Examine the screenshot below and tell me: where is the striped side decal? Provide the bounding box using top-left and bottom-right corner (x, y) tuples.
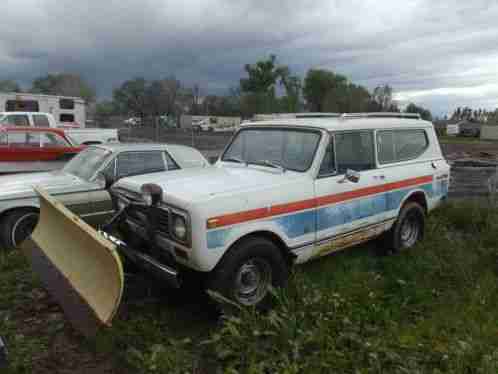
(207, 175), (434, 229)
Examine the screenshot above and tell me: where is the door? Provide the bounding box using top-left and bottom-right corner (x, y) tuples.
(313, 131), (387, 258)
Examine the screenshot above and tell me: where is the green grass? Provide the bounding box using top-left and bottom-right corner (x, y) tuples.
(438, 135), (494, 144)
(1, 201), (498, 373)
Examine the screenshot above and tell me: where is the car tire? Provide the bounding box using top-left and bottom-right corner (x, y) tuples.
(381, 202), (425, 254)
(0, 209), (39, 251)
(207, 236), (289, 309)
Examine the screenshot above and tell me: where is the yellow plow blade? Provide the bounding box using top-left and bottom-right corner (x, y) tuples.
(21, 187), (124, 337)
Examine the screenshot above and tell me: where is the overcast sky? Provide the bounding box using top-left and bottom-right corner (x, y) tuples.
(2, 0), (498, 116)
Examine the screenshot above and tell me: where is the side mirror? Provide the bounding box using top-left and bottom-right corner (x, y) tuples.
(339, 169), (360, 184)
(96, 171), (114, 189)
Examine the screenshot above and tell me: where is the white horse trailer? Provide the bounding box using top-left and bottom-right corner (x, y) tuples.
(0, 92), (86, 127)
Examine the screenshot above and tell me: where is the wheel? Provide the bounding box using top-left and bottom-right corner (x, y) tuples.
(207, 236), (289, 309)
(381, 202), (425, 253)
(0, 210), (39, 251)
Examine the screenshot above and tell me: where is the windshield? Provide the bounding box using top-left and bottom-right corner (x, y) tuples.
(63, 147), (112, 181)
(222, 128), (321, 172)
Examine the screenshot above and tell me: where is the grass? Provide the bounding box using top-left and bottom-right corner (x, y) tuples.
(1, 201), (498, 373)
(438, 135), (495, 144)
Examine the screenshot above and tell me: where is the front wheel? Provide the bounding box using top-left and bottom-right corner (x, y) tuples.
(0, 210), (39, 251)
(207, 236), (289, 309)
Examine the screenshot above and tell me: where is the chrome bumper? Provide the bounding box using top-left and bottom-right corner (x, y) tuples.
(99, 231), (181, 289)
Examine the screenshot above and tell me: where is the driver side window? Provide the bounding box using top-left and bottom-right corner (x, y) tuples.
(335, 132), (375, 174)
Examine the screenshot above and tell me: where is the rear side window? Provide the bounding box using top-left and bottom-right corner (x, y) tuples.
(335, 132), (375, 173)
(116, 151), (165, 178)
(0, 133), (7, 145)
(41, 132), (69, 147)
(33, 114), (50, 127)
(377, 130), (428, 164)
(6, 100), (39, 112)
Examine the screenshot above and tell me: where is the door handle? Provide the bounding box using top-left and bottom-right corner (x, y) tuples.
(374, 175), (386, 180)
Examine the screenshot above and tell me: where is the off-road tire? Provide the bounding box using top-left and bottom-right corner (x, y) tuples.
(380, 202), (425, 254)
(207, 236), (289, 310)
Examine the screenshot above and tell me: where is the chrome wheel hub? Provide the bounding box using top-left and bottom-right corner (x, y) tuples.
(234, 258), (272, 306)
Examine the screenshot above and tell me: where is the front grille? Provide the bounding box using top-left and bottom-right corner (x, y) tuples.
(156, 208), (170, 235)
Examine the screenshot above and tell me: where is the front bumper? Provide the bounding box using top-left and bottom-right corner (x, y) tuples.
(100, 231), (181, 289)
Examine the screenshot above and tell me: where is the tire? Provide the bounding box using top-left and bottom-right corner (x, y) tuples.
(0, 209), (39, 251)
(381, 202), (425, 253)
(207, 236), (289, 309)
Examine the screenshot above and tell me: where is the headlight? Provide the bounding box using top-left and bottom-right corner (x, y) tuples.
(117, 198), (127, 211)
(172, 215), (187, 241)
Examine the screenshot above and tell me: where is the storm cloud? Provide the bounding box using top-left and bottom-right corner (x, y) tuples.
(2, 0), (498, 115)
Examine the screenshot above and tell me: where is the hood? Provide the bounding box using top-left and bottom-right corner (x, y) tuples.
(0, 170), (92, 201)
(114, 165), (306, 205)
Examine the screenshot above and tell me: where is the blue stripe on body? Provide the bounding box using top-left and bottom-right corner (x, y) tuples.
(207, 182), (440, 249)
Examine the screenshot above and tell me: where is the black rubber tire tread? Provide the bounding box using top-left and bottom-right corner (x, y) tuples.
(381, 202), (425, 254)
(0, 209), (39, 251)
(207, 236), (289, 309)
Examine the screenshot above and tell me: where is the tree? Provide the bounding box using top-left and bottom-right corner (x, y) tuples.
(303, 69), (353, 112)
(95, 100), (117, 118)
(371, 85), (398, 112)
(0, 80), (21, 93)
(278, 67), (302, 112)
(31, 73), (95, 102)
(113, 78), (148, 119)
(405, 103), (432, 121)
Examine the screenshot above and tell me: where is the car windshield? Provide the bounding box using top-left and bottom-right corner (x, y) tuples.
(222, 128), (321, 172)
(63, 147), (112, 181)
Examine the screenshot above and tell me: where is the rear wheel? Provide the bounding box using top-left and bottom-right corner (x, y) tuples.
(207, 236), (289, 309)
(381, 202), (425, 253)
(0, 209), (39, 251)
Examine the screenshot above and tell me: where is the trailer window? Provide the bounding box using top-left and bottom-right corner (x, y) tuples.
(59, 99), (75, 110)
(6, 100), (39, 112)
(60, 113), (75, 122)
(33, 114), (50, 127)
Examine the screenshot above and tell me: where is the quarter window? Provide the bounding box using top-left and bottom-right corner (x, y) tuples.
(377, 130), (428, 164)
(59, 99), (75, 110)
(335, 132), (375, 173)
(164, 152), (179, 170)
(116, 151), (165, 178)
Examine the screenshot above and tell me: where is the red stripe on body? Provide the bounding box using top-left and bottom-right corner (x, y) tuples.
(207, 175), (434, 229)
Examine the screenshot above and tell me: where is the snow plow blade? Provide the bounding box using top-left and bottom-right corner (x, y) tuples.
(21, 187), (124, 337)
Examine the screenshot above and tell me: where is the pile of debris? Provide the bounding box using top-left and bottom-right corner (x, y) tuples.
(446, 151), (498, 198)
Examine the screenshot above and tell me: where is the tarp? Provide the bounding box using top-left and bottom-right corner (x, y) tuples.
(21, 187), (124, 337)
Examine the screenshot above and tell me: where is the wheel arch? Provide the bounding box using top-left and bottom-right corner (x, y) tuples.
(0, 205), (40, 222)
(399, 189), (428, 215)
(221, 230), (295, 267)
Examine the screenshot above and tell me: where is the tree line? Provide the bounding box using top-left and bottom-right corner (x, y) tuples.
(0, 55), (437, 122)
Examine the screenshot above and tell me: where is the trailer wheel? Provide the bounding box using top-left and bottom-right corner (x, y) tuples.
(0, 209), (39, 251)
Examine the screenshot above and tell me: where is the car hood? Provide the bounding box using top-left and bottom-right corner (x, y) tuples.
(114, 165), (306, 205)
(0, 170), (92, 201)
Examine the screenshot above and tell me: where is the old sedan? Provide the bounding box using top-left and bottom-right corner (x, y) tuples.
(0, 143), (209, 250)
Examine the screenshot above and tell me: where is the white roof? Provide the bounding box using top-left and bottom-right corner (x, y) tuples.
(243, 115), (433, 132)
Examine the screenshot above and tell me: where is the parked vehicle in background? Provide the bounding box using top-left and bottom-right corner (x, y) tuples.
(124, 117), (142, 127)
(0, 112), (118, 145)
(0, 92), (85, 126)
(192, 118), (213, 132)
(97, 113), (450, 308)
(0, 127), (84, 162)
(0, 143), (209, 251)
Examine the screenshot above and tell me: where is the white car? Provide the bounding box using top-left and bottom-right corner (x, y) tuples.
(108, 113), (450, 307)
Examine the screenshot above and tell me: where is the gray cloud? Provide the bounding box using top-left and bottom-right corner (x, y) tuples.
(2, 0), (498, 115)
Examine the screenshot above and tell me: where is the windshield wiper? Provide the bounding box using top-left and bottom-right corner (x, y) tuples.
(257, 160), (286, 172)
(224, 157), (247, 165)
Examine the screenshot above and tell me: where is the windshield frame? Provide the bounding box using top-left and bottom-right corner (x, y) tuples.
(62, 146), (114, 182)
(221, 126), (323, 173)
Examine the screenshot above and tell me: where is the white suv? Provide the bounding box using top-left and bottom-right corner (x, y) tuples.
(108, 113), (450, 307)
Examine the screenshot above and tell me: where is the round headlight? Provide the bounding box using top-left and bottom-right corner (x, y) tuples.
(141, 190), (153, 206)
(117, 198), (127, 211)
(173, 215), (187, 241)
